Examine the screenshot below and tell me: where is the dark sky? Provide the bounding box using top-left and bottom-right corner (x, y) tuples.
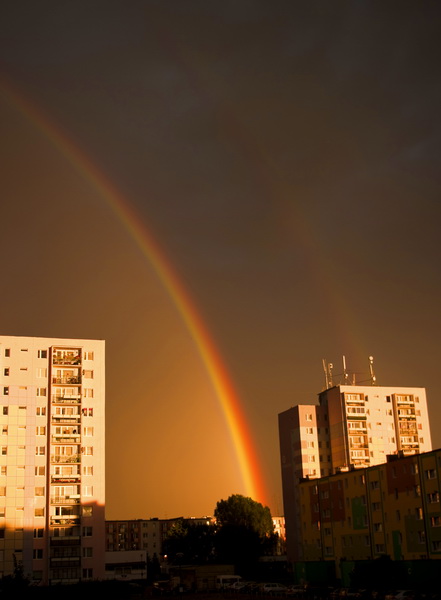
(1, 1), (440, 519)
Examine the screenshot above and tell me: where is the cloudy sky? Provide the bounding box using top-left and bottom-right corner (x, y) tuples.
(1, 1), (440, 519)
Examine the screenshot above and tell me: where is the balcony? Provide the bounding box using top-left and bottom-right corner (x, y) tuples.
(50, 558), (81, 568)
(50, 454), (81, 464)
(50, 516), (80, 526)
(50, 496), (80, 505)
(51, 415), (80, 422)
(52, 377), (81, 385)
(52, 357), (81, 366)
(52, 395), (81, 404)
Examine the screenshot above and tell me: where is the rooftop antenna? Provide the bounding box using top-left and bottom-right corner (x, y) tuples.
(342, 355), (349, 384)
(328, 362), (334, 388)
(368, 356), (377, 385)
(322, 359), (330, 389)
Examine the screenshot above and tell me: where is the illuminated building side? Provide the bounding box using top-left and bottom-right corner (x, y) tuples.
(0, 335), (105, 584)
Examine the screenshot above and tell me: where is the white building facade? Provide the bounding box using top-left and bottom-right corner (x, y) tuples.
(0, 335), (105, 584)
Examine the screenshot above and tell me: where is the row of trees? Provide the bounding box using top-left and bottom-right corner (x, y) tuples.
(163, 494), (278, 575)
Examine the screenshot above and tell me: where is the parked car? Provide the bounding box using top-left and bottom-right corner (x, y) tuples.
(260, 583), (289, 595)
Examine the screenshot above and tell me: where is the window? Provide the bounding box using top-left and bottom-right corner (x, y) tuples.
(375, 544), (385, 553)
(374, 523), (383, 532)
(35, 508), (44, 517)
(1, 467), (6, 475)
(83, 466), (93, 476)
(83, 547), (93, 557)
(36, 388), (46, 397)
(36, 368), (47, 378)
(33, 529), (44, 538)
(4, 349), (10, 357)
(35, 466), (45, 476)
(83, 370), (94, 379)
(427, 491), (440, 503)
(3, 388), (9, 396)
(35, 447), (45, 456)
(82, 506), (93, 517)
(415, 507), (423, 520)
(84, 352), (94, 361)
(0, 486), (6, 496)
(432, 540), (441, 551)
(1, 448), (7, 456)
(36, 407), (46, 416)
(426, 469), (436, 480)
(33, 549), (43, 559)
(84, 389), (94, 398)
(36, 427), (46, 436)
(2, 407), (8, 415)
(83, 486), (93, 497)
(35, 487), (45, 496)
(2, 426), (7, 435)
(82, 526), (93, 537)
(431, 516), (441, 527)
(83, 447), (93, 456)
(3, 368), (9, 376)
(84, 427), (94, 437)
(83, 568), (93, 579)
(37, 350), (47, 359)
(370, 480), (379, 490)
(305, 414), (312, 422)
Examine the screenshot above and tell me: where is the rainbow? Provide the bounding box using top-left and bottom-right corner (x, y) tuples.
(1, 77), (269, 506)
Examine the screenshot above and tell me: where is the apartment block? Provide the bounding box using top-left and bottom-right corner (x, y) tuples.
(279, 381), (432, 563)
(105, 517), (212, 560)
(298, 449), (441, 577)
(0, 335), (105, 584)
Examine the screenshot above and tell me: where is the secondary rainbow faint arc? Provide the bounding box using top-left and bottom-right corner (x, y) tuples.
(1, 79), (268, 506)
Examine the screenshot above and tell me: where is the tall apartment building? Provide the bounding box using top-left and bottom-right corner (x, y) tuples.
(0, 335), (105, 584)
(279, 377), (432, 563)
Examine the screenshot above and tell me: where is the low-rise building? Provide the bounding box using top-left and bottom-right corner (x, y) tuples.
(297, 448), (441, 582)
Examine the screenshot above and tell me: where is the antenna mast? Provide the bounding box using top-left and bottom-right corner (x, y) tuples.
(342, 355), (349, 384)
(369, 356), (377, 385)
(322, 359), (329, 389)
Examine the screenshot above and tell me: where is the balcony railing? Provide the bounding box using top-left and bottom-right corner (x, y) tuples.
(51, 475), (81, 483)
(52, 357), (81, 366)
(51, 415), (81, 421)
(51, 436), (80, 444)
